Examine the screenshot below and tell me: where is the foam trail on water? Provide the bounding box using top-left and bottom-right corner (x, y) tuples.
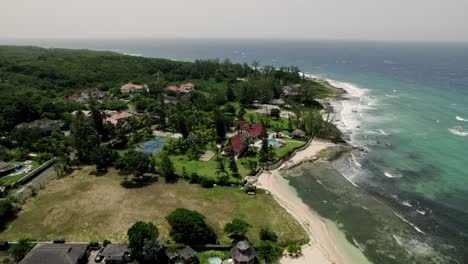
(456, 116), (468, 122)
(448, 127), (468, 137)
(384, 171), (402, 178)
(394, 212), (425, 234)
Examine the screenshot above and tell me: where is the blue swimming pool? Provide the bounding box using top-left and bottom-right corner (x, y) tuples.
(207, 256), (222, 264)
(137, 139), (165, 154)
(268, 139), (278, 146)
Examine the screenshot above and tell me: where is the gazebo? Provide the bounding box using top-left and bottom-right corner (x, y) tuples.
(230, 241), (256, 264)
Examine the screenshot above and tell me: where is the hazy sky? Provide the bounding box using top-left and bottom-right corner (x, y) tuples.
(2, 0), (468, 42)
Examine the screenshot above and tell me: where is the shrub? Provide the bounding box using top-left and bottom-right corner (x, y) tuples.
(189, 172), (201, 184)
(103, 239), (111, 247)
(89, 240), (99, 247)
(257, 240), (283, 263)
(200, 177), (214, 188)
(8, 239), (34, 262)
(260, 228), (278, 242)
(243, 184), (256, 194)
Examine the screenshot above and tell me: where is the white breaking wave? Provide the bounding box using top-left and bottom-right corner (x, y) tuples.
(352, 237), (366, 252)
(373, 129), (390, 136)
(394, 212), (425, 234)
(456, 116), (468, 122)
(123, 53), (143, 57)
(384, 171), (402, 178)
(392, 235), (434, 257)
(448, 127), (468, 137)
(402, 201), (413, 207)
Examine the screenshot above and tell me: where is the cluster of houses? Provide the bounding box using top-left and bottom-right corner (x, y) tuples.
(164, 83), (195, 94)
(11, 240), (256, 264)
(72, 110), (134, 126)
(66, 88), (105, 103)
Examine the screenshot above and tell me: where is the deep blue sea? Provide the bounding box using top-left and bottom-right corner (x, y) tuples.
(4, 38), (468, 263)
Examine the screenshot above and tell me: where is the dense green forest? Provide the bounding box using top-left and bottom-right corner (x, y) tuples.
(0, 45), (339, 169)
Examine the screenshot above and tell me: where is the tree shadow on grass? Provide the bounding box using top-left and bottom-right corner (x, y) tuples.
(120, 175), (159, 189)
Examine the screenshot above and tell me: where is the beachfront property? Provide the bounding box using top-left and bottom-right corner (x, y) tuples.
(19, 243), (89, 264)
(65, 88), (104, 103)
(120, 83), (147, 94)
(15, 118), (65, 133)
(164, 83), (195, 93)
(223, 123), (264, 157)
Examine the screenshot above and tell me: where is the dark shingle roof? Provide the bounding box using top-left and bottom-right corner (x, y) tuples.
(102, 244), (128, 261)
(230, 241), (256, 263)
(177, 246), (197, 261)
(19, 243), (87, 264)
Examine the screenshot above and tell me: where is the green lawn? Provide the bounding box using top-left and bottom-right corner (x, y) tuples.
(0, 166), (308, 245)
(274, 138), (307, 160)
(0, 161), (40, 185)
(171, 154), (249, 181)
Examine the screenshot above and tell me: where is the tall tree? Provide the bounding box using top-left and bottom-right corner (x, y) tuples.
(214, 110), (227, 143)
(224, 218), (251, 243)
(155, 152), (176, 182)
(127, 221), (159, 258)
(115, 150), (153, 177)
(71, 111), (100, 163)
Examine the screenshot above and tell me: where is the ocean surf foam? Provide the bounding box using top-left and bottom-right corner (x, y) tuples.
(455, 116), (468, 122)
(448, 127), (468, 137)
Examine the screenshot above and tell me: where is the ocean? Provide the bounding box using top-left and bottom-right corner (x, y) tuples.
(4, 38), (468, 263)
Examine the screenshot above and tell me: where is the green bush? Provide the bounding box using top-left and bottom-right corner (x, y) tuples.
(200, 177), (214, 188)
(189, 172), (201, 184)
(103, 239), (111, 247)
(89, 240), (99, 247)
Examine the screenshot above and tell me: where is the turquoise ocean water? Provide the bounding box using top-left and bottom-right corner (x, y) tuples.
(4, 39), (468, 263)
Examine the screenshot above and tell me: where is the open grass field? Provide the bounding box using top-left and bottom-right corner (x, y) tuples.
(0, 166), (307, 245)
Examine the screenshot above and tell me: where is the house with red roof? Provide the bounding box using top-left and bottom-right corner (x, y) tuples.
(224, 123), (264, 157)
(164, 83), (195, 93)
(65, 88), (104, 103)
(120, 83), (148, 94)
(105, 111), (133, 125)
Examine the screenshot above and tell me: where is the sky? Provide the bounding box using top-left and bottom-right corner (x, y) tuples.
(1, 0), (468, 42)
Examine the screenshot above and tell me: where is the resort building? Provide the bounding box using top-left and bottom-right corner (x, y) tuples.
(230, 241), (256, 264)
(19, 243), (89, 264)
(120, 83), (147, 94)
(72, 110), (134, 126)
(65, 88), (104, 103)
(101, 243), (131, 263)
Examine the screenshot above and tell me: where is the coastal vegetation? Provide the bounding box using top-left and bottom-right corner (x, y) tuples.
(0, 45), (338, 262)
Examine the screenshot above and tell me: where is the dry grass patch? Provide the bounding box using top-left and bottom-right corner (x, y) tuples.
(0, 166), (307, 245)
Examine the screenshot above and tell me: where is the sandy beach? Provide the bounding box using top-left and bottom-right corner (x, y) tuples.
(256, 139), (351, 264)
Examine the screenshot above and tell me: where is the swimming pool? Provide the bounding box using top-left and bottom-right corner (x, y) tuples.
(137, 139), (165, 154)
(207, 256), (222, 264)
(268, 139), (278, 146)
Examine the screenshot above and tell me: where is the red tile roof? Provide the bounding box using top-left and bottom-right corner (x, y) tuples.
(242, 123), (263, 138)
(105, 111), (133, 125)
(120, 83), (145, 91)
(224, 123), (264, 156)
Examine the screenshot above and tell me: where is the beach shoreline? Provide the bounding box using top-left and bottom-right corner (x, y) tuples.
(255, 77), (371, 264)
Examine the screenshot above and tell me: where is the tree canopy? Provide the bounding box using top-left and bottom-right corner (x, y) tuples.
(127, 221), (159, 257)
(166, 208), (217, 245)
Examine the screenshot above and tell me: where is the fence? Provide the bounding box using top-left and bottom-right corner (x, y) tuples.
(263, 136), (315, 171)
(12, 157), (57, 188)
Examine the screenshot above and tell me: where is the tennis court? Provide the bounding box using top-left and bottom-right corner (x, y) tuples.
(137, 138), (165, 154)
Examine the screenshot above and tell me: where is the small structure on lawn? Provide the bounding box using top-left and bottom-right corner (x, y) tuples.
(168, 245), (199, 264)
(231, 241), (256, 264)
(19, 243), (88, 264)
(102, 243), (131, 263)
(291, 129), (306, 139)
